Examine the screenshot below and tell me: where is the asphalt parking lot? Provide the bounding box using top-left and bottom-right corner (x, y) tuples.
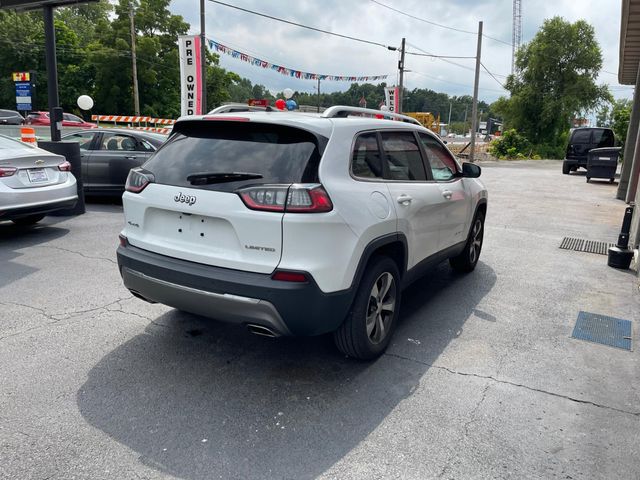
(1, 160), (639, 480)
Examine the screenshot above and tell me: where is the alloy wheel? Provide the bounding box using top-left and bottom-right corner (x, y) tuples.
(365, 272), (396, 344)
(469, 218), (483, 264)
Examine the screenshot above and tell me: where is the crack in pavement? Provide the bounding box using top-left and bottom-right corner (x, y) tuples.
(30, 245), (117, 265)
(105, 303), (169, 328)
(385, 352), (640, 418)
(436, 379), (492, 479)
(0, 296), (133, 342)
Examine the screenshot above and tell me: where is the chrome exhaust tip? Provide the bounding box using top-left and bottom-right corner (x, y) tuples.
(246, 324), (279, 338)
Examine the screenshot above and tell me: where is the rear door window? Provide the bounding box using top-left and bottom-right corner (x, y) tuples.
(144, 121), (325, 192)
(380, 131), (426, 181)
(351, 132), (383, 179)
(592, 129), (614, 147)
(100, 133), (139, 151)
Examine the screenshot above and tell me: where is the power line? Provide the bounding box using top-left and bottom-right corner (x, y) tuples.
(408, 71), (506, 94)
(405, 41), (476, 72)
(405, 51), (476, 59)
(369, 0), (512, 47)
(406, 41), (510, 79)
(207, 0), (397, 51)
(480, 62), (507, 90)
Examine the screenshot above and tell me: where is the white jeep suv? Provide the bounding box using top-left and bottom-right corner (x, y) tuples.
(117, 106), (488, 359)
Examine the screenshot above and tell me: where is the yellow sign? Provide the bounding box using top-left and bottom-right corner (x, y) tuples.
(12, 72), (30, 82)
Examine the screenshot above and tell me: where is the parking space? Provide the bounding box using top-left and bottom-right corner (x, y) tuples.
(1, 160), (638, 479)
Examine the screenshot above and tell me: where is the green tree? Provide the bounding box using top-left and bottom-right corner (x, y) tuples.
(494, 17), (611, 157)
(597, 99), (632, 147)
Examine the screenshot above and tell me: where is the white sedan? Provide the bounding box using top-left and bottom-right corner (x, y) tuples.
(0, 135), (77, 226)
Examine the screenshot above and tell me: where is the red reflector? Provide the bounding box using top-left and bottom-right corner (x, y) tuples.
(203, 116), (250, 122)
(118, 234), (128, 247)
(271, 271), (308, 283)
(58, 161), (72, 172)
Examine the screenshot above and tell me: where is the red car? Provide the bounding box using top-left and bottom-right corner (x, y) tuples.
(25, 111), (97, 128)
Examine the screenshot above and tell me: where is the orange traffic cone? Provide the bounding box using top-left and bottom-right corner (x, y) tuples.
(21, 127), (37, 145)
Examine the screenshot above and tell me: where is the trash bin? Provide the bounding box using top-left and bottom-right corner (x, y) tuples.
(586, 147), (621, 183)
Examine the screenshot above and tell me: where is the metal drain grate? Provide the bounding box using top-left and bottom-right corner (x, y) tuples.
(559, 237), (615, 255)
(571, 311), (632, 351)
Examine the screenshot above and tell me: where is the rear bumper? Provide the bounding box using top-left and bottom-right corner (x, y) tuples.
(564, 158), (586, 167)
(0, 196), (77, 220)
(116, 242), (355, 336)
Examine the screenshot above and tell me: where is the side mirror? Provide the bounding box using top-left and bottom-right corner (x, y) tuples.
(462, 162), (481, 178)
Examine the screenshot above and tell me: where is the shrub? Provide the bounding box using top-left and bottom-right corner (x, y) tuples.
(488, 129), (531, 159)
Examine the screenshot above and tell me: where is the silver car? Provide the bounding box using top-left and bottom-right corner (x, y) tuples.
(0, 135), (78, 226)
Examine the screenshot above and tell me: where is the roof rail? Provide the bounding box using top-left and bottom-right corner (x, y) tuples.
(321, 106), (422, 126)
(207, 103), (276, 114)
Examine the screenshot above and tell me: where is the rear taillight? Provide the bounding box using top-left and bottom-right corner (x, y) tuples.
(125, 168), (154, 193)
(0, 167), (17, 177)
(271, 270), (309, 282)
(58, 161), (71, 172)
(119, 234), (128, 247)
(238, 184), (333, 213)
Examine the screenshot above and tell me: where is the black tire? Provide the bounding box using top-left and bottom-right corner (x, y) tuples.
(11, 214), (45, 226)
(586, 177), (590, 183)
(562, 162), (571, 174)
(334, 256), (401, 360)
(450, 211), (485, 273)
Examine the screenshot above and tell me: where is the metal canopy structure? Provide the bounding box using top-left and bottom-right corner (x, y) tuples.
(0, 0), (97, 10)
(0, 0), (98, 141)
(616, 0), (640, 260)
(619, 0), (640, 84)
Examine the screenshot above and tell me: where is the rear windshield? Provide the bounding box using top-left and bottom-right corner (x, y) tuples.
(570, 129), (591, 144)
(143, 121), (325, 192)
(592, 129), (614, 147)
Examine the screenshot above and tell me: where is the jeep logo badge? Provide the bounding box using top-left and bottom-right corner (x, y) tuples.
(174, 192), (196, 206)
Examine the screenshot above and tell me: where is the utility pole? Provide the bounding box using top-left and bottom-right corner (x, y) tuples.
(43, 4), (60, 141)
(398, 37), (406, 113)
(447, 102), (452, 132)
(200, 0), (207, 113)
(317, 78), (321, 113)
(129, 1), (140, 116)
(469, 21), (483, 162)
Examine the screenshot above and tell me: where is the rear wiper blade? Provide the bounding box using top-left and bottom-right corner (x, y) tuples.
(186, 172), (263, 185)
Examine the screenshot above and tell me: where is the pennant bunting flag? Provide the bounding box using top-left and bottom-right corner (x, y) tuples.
(208, 39), (389, 82)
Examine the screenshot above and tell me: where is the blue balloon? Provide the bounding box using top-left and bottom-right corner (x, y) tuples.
(286, 99), (298, 110)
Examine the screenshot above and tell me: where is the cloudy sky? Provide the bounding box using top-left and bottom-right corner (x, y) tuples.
(170, 0), (633, 103)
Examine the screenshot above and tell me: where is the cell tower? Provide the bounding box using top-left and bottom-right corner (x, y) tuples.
(512, 0), (522, 74)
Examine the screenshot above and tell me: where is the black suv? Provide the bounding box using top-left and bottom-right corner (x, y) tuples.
(562, 127), (615, 174)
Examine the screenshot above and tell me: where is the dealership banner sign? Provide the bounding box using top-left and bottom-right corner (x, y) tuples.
(209, 39), (388, 82)
(178, 35), (203, 116)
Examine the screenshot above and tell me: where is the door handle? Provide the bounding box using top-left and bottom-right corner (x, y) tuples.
(124, 155), (137, 160)
(397, 194), (413, 205)
(442, 190), (453, 199)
